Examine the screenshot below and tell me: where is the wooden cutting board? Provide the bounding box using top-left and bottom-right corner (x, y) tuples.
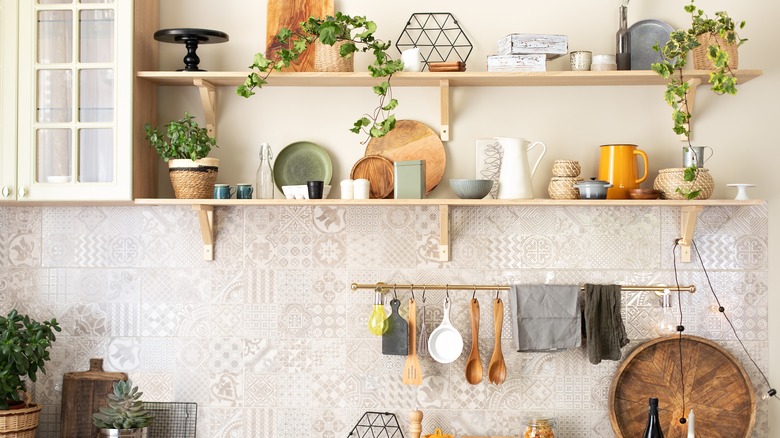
(365, 120), (446, 197)
(60, 358), (127, 438)
(265, 0), (334, 72)
(609, 335), (755, 438)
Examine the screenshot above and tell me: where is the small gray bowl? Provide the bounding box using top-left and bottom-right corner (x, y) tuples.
(450, 179), (493, 199)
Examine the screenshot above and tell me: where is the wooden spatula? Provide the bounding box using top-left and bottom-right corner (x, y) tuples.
(403, 298), (422, 385)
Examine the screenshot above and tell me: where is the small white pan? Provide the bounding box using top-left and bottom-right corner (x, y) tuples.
(428, 298), (463, 364)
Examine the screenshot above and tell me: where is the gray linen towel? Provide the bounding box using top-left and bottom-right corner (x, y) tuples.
(582, 283), (630, 364)
(508, 284), (582, 352)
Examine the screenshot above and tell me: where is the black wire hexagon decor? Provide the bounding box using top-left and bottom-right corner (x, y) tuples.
(396, 13), (473, 71)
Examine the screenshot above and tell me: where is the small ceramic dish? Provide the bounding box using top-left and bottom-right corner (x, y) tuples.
(628, 188), (661, 200)
(281, 185), (332, 199)
(449, 179), (493, 199)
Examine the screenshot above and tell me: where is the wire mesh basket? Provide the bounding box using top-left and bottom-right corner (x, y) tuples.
(348, 412), (404, 438)
(143, 402), (197, 438)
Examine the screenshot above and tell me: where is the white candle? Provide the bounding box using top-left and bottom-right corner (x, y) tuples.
(354, 178), (370, 199)
(687, 409), (695, 438)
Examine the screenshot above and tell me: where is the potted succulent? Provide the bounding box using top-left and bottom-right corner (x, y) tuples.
(92, 380), (154, 438)
(651, 0), (746, 199)
(237, 12), (404, 141)
(145, 112), (219, 199)
(0, 309), (61, 435)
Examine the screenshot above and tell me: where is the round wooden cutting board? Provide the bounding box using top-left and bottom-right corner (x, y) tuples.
(365, 120), (445, 197)
(350, 155), (394, 199)
(609, 335), (755, 438)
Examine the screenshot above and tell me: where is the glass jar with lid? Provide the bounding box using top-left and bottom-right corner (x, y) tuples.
(523, 416), (557, 438)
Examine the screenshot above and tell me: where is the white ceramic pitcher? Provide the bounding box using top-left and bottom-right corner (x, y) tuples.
(496, 137), (547, 199)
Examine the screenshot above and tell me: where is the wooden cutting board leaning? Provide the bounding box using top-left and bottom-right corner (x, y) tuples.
(265, 0), (335, 71)
(60, 358), (127, 437)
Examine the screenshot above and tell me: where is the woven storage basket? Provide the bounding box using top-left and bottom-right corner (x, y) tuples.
(168, 157), (219, 199)
(551, 160), (581, 177)
(653, 167), (714, 200)
(548, 177), (582, 199)
(314, 40), (354, 72)
(0, 401), (41, 438)
(693, 33), (738, 70)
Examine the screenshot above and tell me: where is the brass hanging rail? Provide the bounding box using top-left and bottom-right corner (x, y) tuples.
(350, 282), (696, 293)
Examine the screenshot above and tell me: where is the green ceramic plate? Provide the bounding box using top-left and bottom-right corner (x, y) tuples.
(273, 141), (333, 191)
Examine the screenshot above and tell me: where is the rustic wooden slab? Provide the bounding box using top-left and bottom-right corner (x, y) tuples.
(60, 358), (127, 438)
(265, 0), (334, 72)
(497, 33), (568, 59)
(487, 54), (547, 72)
(365, 120), (446, 197)
(609, 335), (755, 438)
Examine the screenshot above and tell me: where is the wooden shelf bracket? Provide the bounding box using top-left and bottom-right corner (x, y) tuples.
(194, 79), (217, 137)
(679, 205), (702, 262)
(679, 77), (702, 142)
(193, 204), (214, 260)
(439, 79), (450, 141)
(439, 204), (450, 261)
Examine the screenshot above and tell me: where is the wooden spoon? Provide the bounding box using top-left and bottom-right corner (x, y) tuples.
(403, 298), (422, 385)
(465, 298), (483, 384)
(488, 297), (507, 385)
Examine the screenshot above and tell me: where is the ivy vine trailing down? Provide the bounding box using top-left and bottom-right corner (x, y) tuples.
(237, 13), (404, 141)
(651, 0), (746, 199)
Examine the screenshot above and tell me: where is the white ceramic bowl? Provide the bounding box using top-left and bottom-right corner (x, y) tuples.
(281, 185), (332, 199)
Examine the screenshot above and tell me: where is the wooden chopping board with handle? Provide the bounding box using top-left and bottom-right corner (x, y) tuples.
(60, 358), (127, 438)
(365, 120), (446, 197)
(265, 0), (335, 72)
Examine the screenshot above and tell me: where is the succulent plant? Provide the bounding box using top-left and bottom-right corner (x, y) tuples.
(92, 380), (154, 430)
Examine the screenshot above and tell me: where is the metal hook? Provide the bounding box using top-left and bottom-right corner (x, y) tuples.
(445, 284), (450, 302)
(495, 289), (500, 301)
(410, 284), (415, 301)
(422, 285), (427, 303)
(472, 285), (477, 301)
(393, 284), (398, 300)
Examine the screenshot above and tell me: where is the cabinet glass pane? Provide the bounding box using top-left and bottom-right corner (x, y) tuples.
(38, 11), (72, 64)
(80, 9), (114, 63)
(37, 69), (73, 123)
(80, 0), (114, 3)
(38, 0), (72, 4)
(79, 128), (113, 182)
(36, 129), (72, 183)
(79, 69), (113, 122)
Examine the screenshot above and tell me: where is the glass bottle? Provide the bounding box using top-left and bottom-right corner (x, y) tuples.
(642, 398), (664, 438)
(256, 143), (274, 199)
(616, 5), (631, 70)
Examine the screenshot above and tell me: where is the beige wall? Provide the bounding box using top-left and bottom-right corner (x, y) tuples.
(155, 0), (780, 432)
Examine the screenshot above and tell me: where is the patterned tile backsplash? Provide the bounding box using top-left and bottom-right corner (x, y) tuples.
(0, 204), (769, 437)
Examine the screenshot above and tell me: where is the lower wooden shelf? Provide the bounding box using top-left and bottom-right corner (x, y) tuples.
(133, 198), (764, 262)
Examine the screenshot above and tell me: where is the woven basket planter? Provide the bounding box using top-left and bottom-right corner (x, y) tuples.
(653, 167), (714, 200)
(693, 33), (738, 70)
(548, 177), (582, 199)
(0, 401), (41, 438)
(168, 157), (219, 199)
(314, 40), (354, 72)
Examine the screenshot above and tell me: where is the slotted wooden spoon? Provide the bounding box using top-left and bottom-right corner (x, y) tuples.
(403, 298), (422, 385)
(465, 298), (483, 384)
(488, 297), (507, 385)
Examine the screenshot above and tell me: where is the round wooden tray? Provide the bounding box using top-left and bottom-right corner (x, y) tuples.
(609, 335), (755, 438)
(350, 155), (394, 199)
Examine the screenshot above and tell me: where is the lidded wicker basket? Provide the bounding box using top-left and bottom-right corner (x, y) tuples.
(653, 167), (714, 200)
(314, 40), (354, 72)
(548, 177), (582, 199)
(168, 157), (219, 199)
(693, 33), (739, 70)
(552, 160), (581, 178)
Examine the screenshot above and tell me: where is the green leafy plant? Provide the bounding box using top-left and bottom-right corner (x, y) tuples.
(145, 112), (218, 162)
(237, 12), (404, 141)
(0, 309), (61, 409)
(92, 380), (154, 430)
(652, 0), (746, 199)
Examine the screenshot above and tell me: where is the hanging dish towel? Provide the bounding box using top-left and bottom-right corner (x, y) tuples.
(508, 284), (582, 352)
(582, 283), (630, 364)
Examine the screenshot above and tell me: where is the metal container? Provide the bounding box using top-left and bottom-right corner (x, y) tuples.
(394, 160), (426, 199)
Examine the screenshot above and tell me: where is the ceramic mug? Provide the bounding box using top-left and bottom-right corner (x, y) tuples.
(213, 184), (235, 199)
(236, 183), (253, 199)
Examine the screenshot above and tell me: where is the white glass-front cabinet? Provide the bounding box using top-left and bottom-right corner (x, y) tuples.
(2, 0), (157, 201)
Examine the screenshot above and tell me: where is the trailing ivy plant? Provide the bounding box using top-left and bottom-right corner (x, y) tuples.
(237, 13), (404, 141)
(652, 0), (746, 199)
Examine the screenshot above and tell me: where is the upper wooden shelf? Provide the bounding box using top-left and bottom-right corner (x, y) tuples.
(137, 69), (763, 87)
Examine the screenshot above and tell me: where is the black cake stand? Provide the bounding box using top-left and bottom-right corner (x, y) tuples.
(154, 28), (229, 72)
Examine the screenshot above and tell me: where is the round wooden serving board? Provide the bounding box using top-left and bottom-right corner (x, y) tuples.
(365, 120), (445, 197)
(609, 335), (755, 438)
(350, 155), (394, 199)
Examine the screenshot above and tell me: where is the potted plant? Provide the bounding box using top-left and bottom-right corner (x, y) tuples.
(92, 380), (154, 438)
(237, 12), (404, 141)
(651, 0), (746, 199)
(145, 112), (220, 199)
(0, 309), (60, 435)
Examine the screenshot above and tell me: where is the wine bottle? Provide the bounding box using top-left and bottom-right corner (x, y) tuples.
(642, 397), (664, 438)
(616, 5), (631, 70)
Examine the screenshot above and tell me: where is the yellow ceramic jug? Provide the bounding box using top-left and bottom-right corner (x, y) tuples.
(597, 144), (649, 199)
